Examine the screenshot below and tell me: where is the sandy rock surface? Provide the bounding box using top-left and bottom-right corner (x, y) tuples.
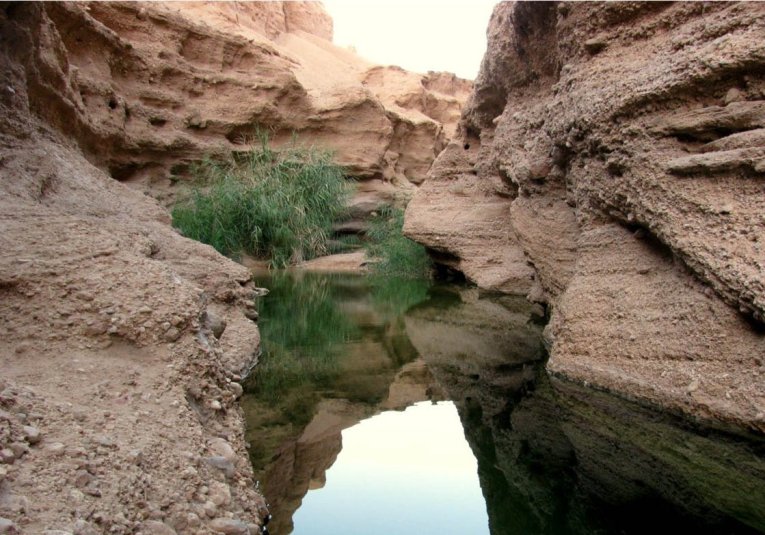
(406, 1), (765, 430)
(0, 3), (276, 532)
(11, 0), (468, 223)
(294, 251), (369, 274)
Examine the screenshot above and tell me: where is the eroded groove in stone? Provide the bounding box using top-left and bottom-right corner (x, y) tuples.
(666, 147), (765, 174)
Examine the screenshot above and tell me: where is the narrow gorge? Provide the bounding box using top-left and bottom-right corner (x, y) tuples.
(0, 1), (763, 534)
(0, 2), (467, 532)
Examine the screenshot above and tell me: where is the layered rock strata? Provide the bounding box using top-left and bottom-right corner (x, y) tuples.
(17, 1), (469, 227)
(405, 1), (765, 431)
(0, 0), (467, 531)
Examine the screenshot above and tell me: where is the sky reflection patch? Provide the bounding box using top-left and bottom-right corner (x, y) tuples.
(292, 401), (489, 535)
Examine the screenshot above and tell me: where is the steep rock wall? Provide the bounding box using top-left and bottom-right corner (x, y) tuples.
(0, 2), (466, 530)
(405, 1), (765, 431)
(0, 3), (268, 532)
(18, 1), (469, 223)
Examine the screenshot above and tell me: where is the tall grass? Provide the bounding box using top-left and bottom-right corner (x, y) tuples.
(365, 205), (432, 279)
(172, 138), (350, 268)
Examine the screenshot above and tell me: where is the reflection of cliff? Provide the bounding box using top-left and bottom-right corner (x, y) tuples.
(405, 287), (765, 534)
(256, 399), (371, 535)
(246, 360), (445, 535)
(458, 374), (765, 535)
(405, 286), (563, 534)
(406, 287), (546, 368)
(405, 287), (545, 426)
(554, 379), (765, 534)
(243, 274), (444, 533)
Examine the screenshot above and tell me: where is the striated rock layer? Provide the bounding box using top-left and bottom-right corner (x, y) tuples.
(14, 0), (469, 224)
(0, 1), (469, 527)
(405, 1), (765, 431)
(0, 1), (456, 531)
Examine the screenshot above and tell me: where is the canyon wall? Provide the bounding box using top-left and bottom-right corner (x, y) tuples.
(16, 0), (469, 225)
(0, 1), (460, 532)
(0, 2), (278, 533)
(405, 1), (765, 432)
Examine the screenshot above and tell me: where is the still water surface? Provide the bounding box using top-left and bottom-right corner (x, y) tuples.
(242, 272), (765, 535)
(293, 401), (488, 535)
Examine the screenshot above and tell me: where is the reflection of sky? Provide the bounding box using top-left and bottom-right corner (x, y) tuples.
(292, 401), (489, 535)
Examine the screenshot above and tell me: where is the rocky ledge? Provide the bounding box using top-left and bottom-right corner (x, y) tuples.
(405, 1), (765, 432)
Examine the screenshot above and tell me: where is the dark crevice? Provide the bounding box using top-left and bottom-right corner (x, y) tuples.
(673, 132), (706, 144)
(743, 313), (765, 334)
(465, 125), (481, 140)
(36, 173), (56, 200)
(427, 249), (467, 284)
(4, 2), (21, 18)
(618, 219), (680, 263)
(109, 162), (140, 181)
(670, 126), (759, 144)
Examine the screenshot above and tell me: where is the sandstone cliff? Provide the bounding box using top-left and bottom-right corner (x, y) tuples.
(405, 1), (765, 432)
(0, 0), (468, 531)
(0, 2), (280, 532)
(18, 1), (469, 224)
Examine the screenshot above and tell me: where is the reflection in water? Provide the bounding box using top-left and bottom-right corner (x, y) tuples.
(242, 273), (441, 535)
(293, 401), (488, 535)
(242, 273), (765, 535)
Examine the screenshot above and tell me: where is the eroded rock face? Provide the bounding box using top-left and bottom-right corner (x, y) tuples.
(0, 3), (269, 532)
(12, 0), (468, 217)
(405, 1), (765, 430)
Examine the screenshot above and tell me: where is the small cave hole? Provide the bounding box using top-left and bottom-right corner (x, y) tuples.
(674, 133), (703, 144)
(109, 162), (140, 181)
(431, 260), (467, 284)
(463, 143), (471, 150)
(743, 310), (765, 334)
(107, 97), (118, 110)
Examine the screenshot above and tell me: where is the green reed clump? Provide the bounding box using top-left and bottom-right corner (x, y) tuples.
(365, 205), (432, 279)
(172, 138), (350, 268)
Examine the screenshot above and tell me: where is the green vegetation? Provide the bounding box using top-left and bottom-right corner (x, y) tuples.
(249, 272), (359, 403)
(328, 233), (363, 254)
(369, 276), (431, 318)
(244, 271), (432, 404)
(171, 138), (350, 268)
(365, 205), (432, 279)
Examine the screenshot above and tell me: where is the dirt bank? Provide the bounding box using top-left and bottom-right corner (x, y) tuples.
(0, 3), (271, 533)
